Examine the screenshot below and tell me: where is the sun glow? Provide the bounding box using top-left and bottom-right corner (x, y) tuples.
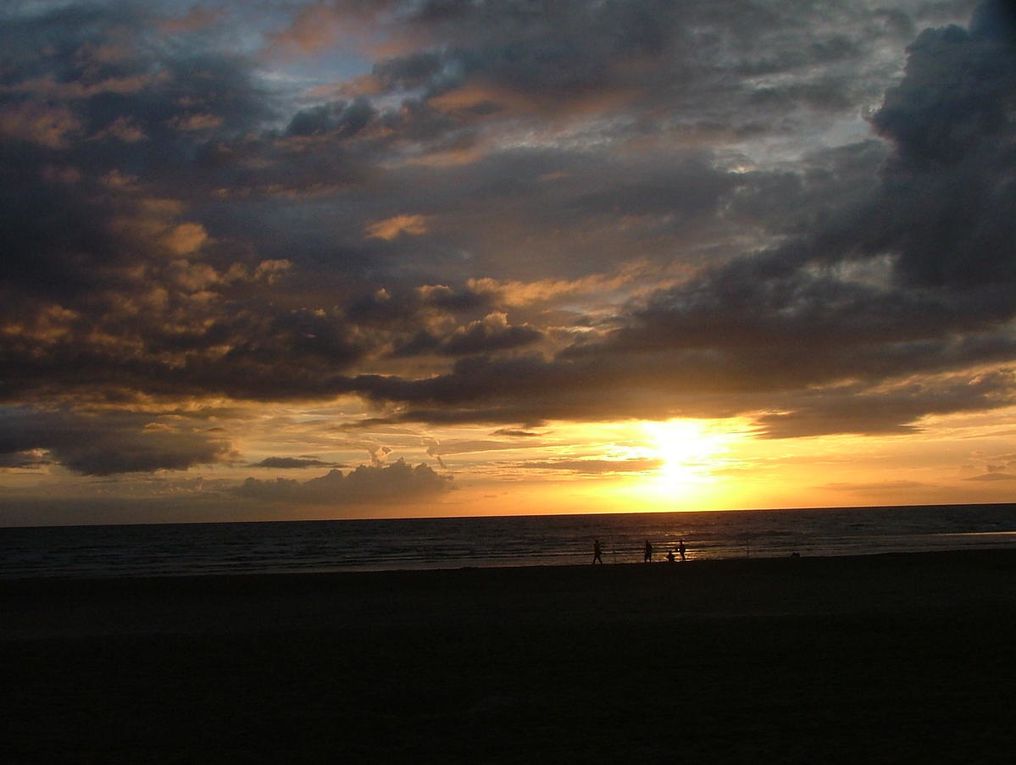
(642, 419), (740, 490)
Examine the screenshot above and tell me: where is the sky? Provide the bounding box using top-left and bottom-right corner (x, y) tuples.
(1, 0), (1014, 526)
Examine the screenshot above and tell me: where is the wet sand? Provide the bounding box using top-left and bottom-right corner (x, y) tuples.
(3, 549), (1016, 762)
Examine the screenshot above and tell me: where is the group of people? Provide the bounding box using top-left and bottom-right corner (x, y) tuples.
(592, 538), (686, 564)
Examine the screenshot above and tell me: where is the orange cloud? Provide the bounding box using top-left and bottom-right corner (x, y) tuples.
(2, 73), (160, 100)
(163, 223), (209, 257)
(364, 214), (429, 241)
(93, 116), (147, 143)
(428, 83), (537, 117)
(170, 113), (223, 132)
(467, 262), (657, 307)
(428, 81), (641, 122)
(0, 102), (80, 148)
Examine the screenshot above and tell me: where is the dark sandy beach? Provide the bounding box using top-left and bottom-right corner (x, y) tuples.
(4, 550), (1016, 763)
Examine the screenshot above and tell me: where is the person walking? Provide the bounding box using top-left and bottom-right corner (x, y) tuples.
(593, 539), (604, 564)
(643, 539), (653, 563)
(678, 538), (686, 562)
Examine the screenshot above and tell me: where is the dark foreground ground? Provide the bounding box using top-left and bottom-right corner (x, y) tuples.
(3, 550), (1016, 763)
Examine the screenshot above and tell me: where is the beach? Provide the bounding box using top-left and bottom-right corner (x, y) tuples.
(4, 550), (1016, 762)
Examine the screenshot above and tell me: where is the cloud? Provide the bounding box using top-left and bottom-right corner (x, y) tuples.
(426, 438), (545, 457)
(249, 457), (342, 469)
(754, 372), (1016, 439)
(364, 214), (429, 241)
(0, 101), (81, 148)
(395, 312), (543, 358)
(162, 222), (210, 256)
(287, 98), (376, 138)
(521, 458), (663, 474)
(0, 408), (231, 475)
(965, 472), (1016, 482)
(170, 112), (225, 132)
(236, 459), (451, 504)
(0, 449), (52, 470)
(820, 480), (931, 494)
(351, 0), (956, 150)
(333, 3), (1016, 435)
(265, 3), (347, 56)
(92, 115), (147, 142)
(159, 6), (224, 35)
(1, 0), (1010, 460)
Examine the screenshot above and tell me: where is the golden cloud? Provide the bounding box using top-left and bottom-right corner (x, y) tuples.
(364, 214), (429, 241)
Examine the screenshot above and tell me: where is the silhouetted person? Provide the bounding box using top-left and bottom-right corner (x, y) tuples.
(593, 539), (604, 564)
(644, 539), (653, 563)
(678, 539), (686, 562)
(666, 549), (675, 563)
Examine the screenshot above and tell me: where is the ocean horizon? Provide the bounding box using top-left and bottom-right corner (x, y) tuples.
(2, 501), (1015, 580)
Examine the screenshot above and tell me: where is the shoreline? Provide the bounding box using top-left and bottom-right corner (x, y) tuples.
(3, 547), (1016, 639)
(2, 543), (1013, 584)
(4, 540), (1016, 585)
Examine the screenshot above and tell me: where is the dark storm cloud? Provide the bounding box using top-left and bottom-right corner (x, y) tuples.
(346, 340), (1016, 432)
(868, 13), (1016, 290)
(0, 0), (422, 404)
(1, 0), (1009, 449)
(0, 3), (372, 404)
(395, 313), (542, 357)
(755, 371), (1016, 439)
(359, 0), (678, 107)
(0, 450), (51, 469)
(727, 141), (888, 237)
(371, 51), (446, 92)
(0, 0), (912, 369)
(332, 3), (1016, 434)
(338, 147), (750, 285)
(583, 4), (1016, 429)
(570, 154), (737, 221)
(344, 283), (491, 330)
(286, 98), (375, 137)
(0, 296), (369, 403)
(353, 0), (958, 141)
(236, 459), (451, 504)
(0, 408), (230, 475)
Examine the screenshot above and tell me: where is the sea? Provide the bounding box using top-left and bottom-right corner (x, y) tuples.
(1, 503), (1015, 580)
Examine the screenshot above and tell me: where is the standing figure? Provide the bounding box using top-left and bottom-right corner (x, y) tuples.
(678, 538), (686, 562)
(593, 539), (604, 565)
(644, 539), (653, 563)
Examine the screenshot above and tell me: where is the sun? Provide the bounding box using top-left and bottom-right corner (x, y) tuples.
(642, 419), (735, 488)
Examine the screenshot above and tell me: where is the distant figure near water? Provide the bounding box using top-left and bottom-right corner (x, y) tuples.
(678, 539), (686, 562)
(593, 539), (604, 565)
(644, 540), (653, 563)
(666, 549), (675, 563)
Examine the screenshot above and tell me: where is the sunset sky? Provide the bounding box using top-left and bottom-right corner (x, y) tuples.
(1, 0), (1014, 525)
